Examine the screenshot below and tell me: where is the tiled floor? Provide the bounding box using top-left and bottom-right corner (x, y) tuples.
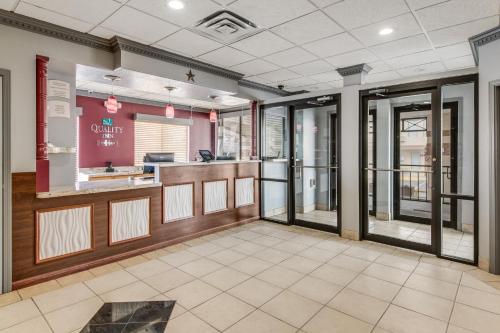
(273, 210), (338, 227)
(369, 217), (474, 261)
(1, 220), (499, 333)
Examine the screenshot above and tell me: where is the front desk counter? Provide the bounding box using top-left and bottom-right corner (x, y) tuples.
(12, 161), (260, 289)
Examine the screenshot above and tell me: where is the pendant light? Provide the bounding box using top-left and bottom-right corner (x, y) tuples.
(103, 75), (121, 114)
(165, 86), (176, 118)
(209, 95), (218, 123)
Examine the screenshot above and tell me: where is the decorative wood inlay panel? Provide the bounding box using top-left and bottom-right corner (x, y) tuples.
(36, 204), (93, 263)
(109, 197), (151, 245)
(235, 177), (255, 208)
(164, 183), (194, 223)
(203, 179), (228, 214)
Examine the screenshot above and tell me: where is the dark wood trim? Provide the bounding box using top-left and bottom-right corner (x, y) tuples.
(202, 178), (229, 215)
(234, 176), (256, 208)
(108, 197), (152, 246)
(163, 182), (195, 223)
(35, 204), (95, 264)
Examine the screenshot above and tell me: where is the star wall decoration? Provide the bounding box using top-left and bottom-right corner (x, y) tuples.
(186, 69), (195, 83)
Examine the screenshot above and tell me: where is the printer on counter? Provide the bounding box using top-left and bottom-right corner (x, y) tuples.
(143, 152), (174, 173)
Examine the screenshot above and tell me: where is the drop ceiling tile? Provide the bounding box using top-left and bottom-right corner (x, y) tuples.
(444, 55), (476, 70)
(289, 60), (334, 75)
(406, 0), (448, 10)
(397, 61), (446, 77)
(364, 70), (401, 83)
(0, 0), (18, 10)
(371, 34), (432, 59)
(309, 71), (342, 82)
(100, 6), (179, 44)
(155, 29), (222, 57)
(245, 76), (273, 85)
(350, 13), (423, 46)
(230, 59), (280, 76)
(302, 33), (363, 58)
(324, 0), (410, 30)
(264, 47), (317, 67)
(22, 0), (121, 24)
(271, 11), (343, 44)
(127, 0), (221, 27)
(259, 69), (301, 83)
(416, 0), (500, 31)
(15, 2), (93, 32)
(310, 0), (344, 8)
(436, 42), (472, 60)
(428, 16), (499, 47)
(231, 31), (294, 57)
(293, 82), (337, 92)
(325, 49), (378, 68)
(385, 50), (441, 69)
(228, 0), (316, 28)
(367, 61), (393, 74)
(280, 76), (319, 88)
(197, 47), (255, 67)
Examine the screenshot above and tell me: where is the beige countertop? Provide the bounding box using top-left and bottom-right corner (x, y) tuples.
(37, 178), (161, 198)
(144, 160), (261, 168)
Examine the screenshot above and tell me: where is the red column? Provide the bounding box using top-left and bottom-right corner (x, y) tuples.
(36, 55), (50, 192)
(251, 101), (257, 158)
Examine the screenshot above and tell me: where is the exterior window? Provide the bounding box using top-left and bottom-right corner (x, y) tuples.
(264, 115), (286, 159)
(134, 121), (189, 165)
(217, 114), (252, 160)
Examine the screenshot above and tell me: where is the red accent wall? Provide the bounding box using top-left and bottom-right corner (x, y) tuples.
(77, 96), (214, 168)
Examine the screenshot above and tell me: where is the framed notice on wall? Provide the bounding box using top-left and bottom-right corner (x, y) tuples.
(48, 79), (71, 118)
(48, 80), (70, 99)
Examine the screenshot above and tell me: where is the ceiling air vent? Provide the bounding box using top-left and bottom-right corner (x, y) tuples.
(192, 10), (261, 44)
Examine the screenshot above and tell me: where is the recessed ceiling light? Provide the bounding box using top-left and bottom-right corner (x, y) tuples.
(168, 0), (184, 10)
(379, 28), (394, 36)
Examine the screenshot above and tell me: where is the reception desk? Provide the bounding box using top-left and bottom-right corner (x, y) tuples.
(11, 161), (260, 289)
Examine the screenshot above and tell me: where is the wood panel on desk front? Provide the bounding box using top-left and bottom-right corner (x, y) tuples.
(12, 163), (259, 289)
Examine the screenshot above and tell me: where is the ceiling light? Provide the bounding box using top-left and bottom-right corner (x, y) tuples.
(379, 28), (394, 36)
(165, 86), (176, 119)
(168, 0), (184, 10)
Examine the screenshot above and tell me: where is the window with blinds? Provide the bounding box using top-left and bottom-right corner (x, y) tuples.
(264, 115), (285, 158)
(134, 121), (189, 165)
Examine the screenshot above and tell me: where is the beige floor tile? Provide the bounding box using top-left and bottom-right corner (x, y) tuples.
(0, 299), (41, 330)
(56, 270), (94, 287)
(291, 234), (323, 246)
(17, 280), (60, 299)
(207, 248), (246, 265)
(232, 241), (266, 255)
(225, 309), (296, 333)
(446, 324), (477, 333)
(228, 277), (282, 307)
(310, 263), (358, 286)
(210, 235), (243, 248)
(147, 294), (187, 319)
(261, 290), (322, 328)
(165, 243), (190, 253)
(118, 255), (149, 268)
(84, 270), (137, 295)
(378, 305), (447, 333)
(279, 255), (322, 274)
(414, 262), (462, 284)
(313, 238), (350, 253)
(273, 240), (309, 254)
(298, 246), (338, 262)
(256, 265), (304, 288)
(143, 268), (195, 293)
(456, 286), (500, 314)
(165, 311), (218, 333)
(178, 258), (223, 277)
(192, 293), (255, 331)
(363, 263), (411, 285)
(142, 248), (170, 260)
(0, 291), (20, 308)
(187, 242), (224, 256)
(328, 288), (389, 324)
(465, 268), (500, 282)
(393, 287), (454, 321)
(375, 253), (419, 272)
(33, 282), (95, 313)
(405, 273), (458, 300)
(45, 296), (103, 333)
(158, 250), (200, 267)
(347, 274), (401, 302)
(0, 316), (52, 333)
(201, 267), (251, 291)
(165, 279), (221, 309)
(450, 303), (500, 333)
(253, 248), (292, 264)
(88, 262), (122, 277)
(461, 273), (500, 294)
(302, 307), (373, 333)
(251, 235), (283, 247)
(100, 280), (158, 302)
(343, 246), (382, 262)
(230, 256), (273, 275)
(289, 276), (342, 304)
(372, 328), (391, 333)
(125, 259), (172, 279)
(328, 254), (371, 272)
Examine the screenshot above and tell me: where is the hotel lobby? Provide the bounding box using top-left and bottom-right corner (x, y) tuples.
(0, 0), (499, 332)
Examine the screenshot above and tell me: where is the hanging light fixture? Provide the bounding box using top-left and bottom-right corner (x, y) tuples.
(164, 86), (176, 118)
(209, 95), (218, 123)
(103, 75), (121, 114)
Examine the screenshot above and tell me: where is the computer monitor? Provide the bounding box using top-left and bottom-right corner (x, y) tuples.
(199, 150), (215, 162)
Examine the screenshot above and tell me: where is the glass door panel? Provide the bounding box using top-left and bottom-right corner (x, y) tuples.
(293, 106), (338, 228)
(440, 83), (476, 262)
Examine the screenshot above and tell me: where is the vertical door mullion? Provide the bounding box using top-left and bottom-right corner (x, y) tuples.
(431, 88), (442, 256)
(288, 105), (295, 226)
